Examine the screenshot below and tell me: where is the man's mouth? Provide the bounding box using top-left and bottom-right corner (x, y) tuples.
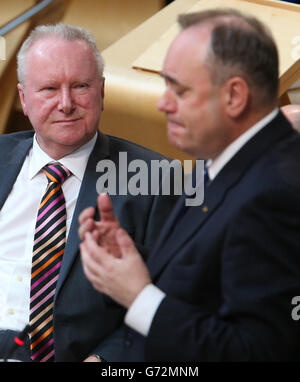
(167, 119), (184, 128)
(53, 118), (81, 124)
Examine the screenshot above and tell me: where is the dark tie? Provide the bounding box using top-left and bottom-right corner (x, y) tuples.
(176, 163), (209, 221)
(29, 163), (71, 362)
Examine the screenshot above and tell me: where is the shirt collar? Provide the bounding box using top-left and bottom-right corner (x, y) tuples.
(206, 108), (279, 181)
(28, 133), (98, 181)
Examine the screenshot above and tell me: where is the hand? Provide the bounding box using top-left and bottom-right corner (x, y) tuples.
(80, 228), (152, 308)
(78, 193), (121, 257)
(83, 355), (101, 362)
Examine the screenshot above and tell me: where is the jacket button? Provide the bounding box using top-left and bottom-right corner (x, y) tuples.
(124, 339), (131, 347)
(124, 333), (132, 347)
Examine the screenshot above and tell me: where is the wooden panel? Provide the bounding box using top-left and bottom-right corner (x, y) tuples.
(0, 0), (35, 80)
(100, 0), (300, 163)
(101, 0), (197, 162)
(133, 0), (300, 96)
(288, 88), (300, 104)
(61, 0), (165, 51)
(0, 1), (33, 133)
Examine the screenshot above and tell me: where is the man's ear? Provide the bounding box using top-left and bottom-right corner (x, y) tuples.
(222, 76), (249, 118)
(17, 83), (28, 116)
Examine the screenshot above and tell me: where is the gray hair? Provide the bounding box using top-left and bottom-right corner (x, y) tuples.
(17, 23), (105, 86)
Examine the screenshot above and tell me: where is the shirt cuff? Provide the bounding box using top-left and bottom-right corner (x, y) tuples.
(124, 284), (166, 336)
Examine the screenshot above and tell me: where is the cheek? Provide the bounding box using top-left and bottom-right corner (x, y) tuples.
(182, 106), (214, 146)
(182, 105), (203, 135)
(78, 94), (101, 119)
(24, 94), (55, 122)
(189, 96), (215, 125)
(179, 95), (202, 120)
(30, 104), (54, 127)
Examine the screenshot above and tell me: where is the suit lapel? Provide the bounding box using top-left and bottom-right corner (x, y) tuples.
(0, 137), (33, 209)
(150, 193), (187, 252)
(55, 132), (110, 295)
(148, 111), (293, 280)
(150, 164), (205, 255)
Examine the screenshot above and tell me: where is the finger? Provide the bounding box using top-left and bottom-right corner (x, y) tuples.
(91, 228), (101, 242)
(80, 241), (98, 278)
(84, 231), (109, 264)
(93, 225), (108, 243)
(98, 193), (118, 222)
(116, 228), (138, 257)
(80, 238), (106, 282)
(78, 218), (95, 240)
(80, 238), (98, 267)
(78, 206), (95, 224)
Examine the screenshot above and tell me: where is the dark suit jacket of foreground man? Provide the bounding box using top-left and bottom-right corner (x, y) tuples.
(99, 111), (300, 361)
(0, 130), (179, 361)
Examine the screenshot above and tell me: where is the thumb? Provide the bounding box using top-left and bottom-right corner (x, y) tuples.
(116, 228), (138, 257)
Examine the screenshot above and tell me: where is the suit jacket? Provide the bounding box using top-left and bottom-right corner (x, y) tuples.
(0, 130), (180, 361)
(99, 111), (300, 361)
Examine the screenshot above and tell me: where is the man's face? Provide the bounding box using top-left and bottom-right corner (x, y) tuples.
(158, 27), (228, 159)
(18, 37), (104, 159)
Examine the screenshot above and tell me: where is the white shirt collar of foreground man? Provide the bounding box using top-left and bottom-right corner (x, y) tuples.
(207, 108), (279, 181)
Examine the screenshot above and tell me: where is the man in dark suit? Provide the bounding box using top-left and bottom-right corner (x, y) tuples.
(0, 24), (179, 362)
(80, 9), (300, 361)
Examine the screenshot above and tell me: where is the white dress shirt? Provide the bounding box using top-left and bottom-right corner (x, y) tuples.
(0, 133), (97, 331)
(125, 108), (279, 336)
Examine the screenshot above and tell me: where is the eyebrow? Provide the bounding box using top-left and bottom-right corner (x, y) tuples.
(159, 71), (180, 86)
(82, 78), (94, 82)
(159, 71), (192, 94)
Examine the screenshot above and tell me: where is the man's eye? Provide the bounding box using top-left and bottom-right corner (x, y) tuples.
(175, 88), (185, 97)
(75, 84), (88, 89)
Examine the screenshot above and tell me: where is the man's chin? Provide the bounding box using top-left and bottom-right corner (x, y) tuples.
(167, 122), (184, 142)
(167, 131), (184, 153)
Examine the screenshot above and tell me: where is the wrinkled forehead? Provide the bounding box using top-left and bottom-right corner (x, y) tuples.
(23, 37), (100, 82)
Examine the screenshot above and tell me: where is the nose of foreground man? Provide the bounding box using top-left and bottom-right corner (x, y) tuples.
(157, 89), (177, 114)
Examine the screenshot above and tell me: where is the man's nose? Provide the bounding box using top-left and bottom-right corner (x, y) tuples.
(157, 89), (177, 114)
(58, 87), (75, 114)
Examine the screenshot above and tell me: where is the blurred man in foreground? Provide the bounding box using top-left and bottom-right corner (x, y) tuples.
(80, 9), (300, 361)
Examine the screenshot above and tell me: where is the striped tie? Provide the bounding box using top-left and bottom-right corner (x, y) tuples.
(29, 163), (71, 362)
